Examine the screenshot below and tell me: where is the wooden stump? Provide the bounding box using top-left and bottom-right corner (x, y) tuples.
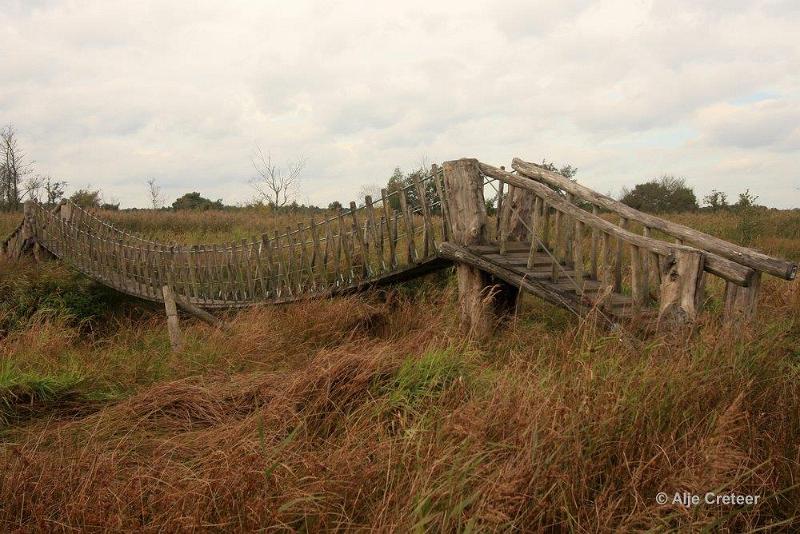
(658, 250), (705, 325)
(443, 158), (518, 338)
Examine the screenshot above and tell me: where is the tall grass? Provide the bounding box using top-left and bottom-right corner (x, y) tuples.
(0, 210), (798, 530)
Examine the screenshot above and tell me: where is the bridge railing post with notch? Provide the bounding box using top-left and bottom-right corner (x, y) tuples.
(442, 158), (518, 339)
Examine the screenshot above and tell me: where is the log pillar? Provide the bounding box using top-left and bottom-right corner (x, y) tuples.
(657, 250), (705, 325)
(442, 158), (518, 338)
(723, 274), (761, 324)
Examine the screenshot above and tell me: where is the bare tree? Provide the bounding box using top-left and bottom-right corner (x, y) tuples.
(22, 174), (45, 202)
(1, 124), (32, 211)
(357, 183), (382, 200)
(44, 176), (67, 206)
(249, 146), (306, 213)
(147, 178), (164, 209)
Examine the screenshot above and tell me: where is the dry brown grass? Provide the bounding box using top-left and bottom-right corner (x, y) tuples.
(1, 209), (800, 531)
(1, 276), (799, 531)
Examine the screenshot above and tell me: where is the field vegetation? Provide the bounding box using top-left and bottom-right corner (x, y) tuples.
(1, 208), (799, 531)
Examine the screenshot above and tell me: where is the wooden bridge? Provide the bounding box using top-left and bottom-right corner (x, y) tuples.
(3, 157), (796, 339)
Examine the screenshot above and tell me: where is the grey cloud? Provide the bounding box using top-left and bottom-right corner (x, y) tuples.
(0, 0), (799, 208)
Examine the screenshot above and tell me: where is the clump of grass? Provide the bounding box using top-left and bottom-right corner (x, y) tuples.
(0, 361), (85, 426)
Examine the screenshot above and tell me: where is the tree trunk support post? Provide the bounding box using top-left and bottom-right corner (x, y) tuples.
(657, 250), (705, 326)
(723, 274), (761, 324)
(442, 158), (518, 339)
(162, 285), (183, 352)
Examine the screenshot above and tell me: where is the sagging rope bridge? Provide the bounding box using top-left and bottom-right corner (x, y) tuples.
(3, 157), (796, 337)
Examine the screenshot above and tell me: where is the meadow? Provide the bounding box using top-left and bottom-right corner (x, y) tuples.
(1, 207), (799, 531)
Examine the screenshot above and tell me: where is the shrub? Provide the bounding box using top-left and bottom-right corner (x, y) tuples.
(621, 175), (698, 213)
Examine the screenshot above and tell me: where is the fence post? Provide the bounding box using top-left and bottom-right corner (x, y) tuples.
(723, 274), (761, 323)
(162, 285), (183, 352)
(658, 249), (705, 325)
(442, 158), (517, 338)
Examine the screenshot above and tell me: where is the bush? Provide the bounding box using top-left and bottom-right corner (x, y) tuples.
(621, 176), (698, 213)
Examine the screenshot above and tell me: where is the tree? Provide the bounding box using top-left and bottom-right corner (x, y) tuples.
(70, 188), (103, 209)
(620, 175), (698, 213)
(1, 124), (32, 211)
(358, 183), (382, 201)
(172, 192), (224, 211)
(327, 200), (342, 211)
(249, 146), (306, 211)
(146, 178), (164, 209)
(44, 176), (67, 206)
(734, 189), (759, 210)
(703, 189), (728, 211)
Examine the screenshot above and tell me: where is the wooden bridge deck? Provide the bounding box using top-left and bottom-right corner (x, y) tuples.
(3, 156), (796, 330)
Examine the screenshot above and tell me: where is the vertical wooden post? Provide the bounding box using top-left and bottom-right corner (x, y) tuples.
(162, 285), (182, 352)
(658, 250), (705, 325)
(442, 158), (517, 338)
(723, 274), (761, 323)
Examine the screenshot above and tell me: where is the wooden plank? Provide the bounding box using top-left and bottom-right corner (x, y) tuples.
(590, 206), (599, 280)
(630, 244), (646, 309)
(412, 171), (435, 255)
(364, 196), (383, 271)
(309, 217), (322, 289)
(499, 184), (516, 255)
(495, 180), (505, 240)
(398, 188), (417, 264)
(381, 188), (397, 269)
(527, 196), (542, 270)
(431, 164), (450, 241)
(615, 216), (627, 292)
(573, 219), (584, 294)
(337, 208), (351, 283)
(347, 202), (368, 278)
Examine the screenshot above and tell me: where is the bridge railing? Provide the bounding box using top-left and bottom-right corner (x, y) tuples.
(510, 158), (797, 321)
(475, 162), (761, 321)
(23, 168), (450, 307)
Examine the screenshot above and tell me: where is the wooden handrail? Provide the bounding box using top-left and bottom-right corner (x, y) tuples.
(512, 157), (797, 281)
(479, 162), (754, 286)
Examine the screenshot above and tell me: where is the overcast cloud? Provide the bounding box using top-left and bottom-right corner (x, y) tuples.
(2, 0), (799, 208)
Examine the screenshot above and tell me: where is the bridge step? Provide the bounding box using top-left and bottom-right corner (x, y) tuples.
(467, 244), (650, 320)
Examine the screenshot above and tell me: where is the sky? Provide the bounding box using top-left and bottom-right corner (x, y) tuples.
(1, 0), (799, 209)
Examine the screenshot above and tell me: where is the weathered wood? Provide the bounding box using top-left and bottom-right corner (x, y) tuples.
(443, 158), (517, 338)
(495, 180), (505, 240)
(630, 244), (646, 309)
(172, 291), (231, 332)
(411, 172), (435, 255)
(431, 164), (450, 241)
(615, 217), (627, 292)
(590, 206), (599, 280)
(499, 185), (516, 255)
(526, 196), (542, 270)
(512, 157), (797, 281)
(398, 188), (417, 264)
(658, 250), (705, 325)
(573, 219), (584, 293)
(381, 188), (397, 269)
(336, 207), (352, 282)
(642, 226), (661, 293)
(162, 285), (183, 352)
(724, 273), (761, 323)
(349, 202), (370, 277)
(480, 162), (754, 286)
